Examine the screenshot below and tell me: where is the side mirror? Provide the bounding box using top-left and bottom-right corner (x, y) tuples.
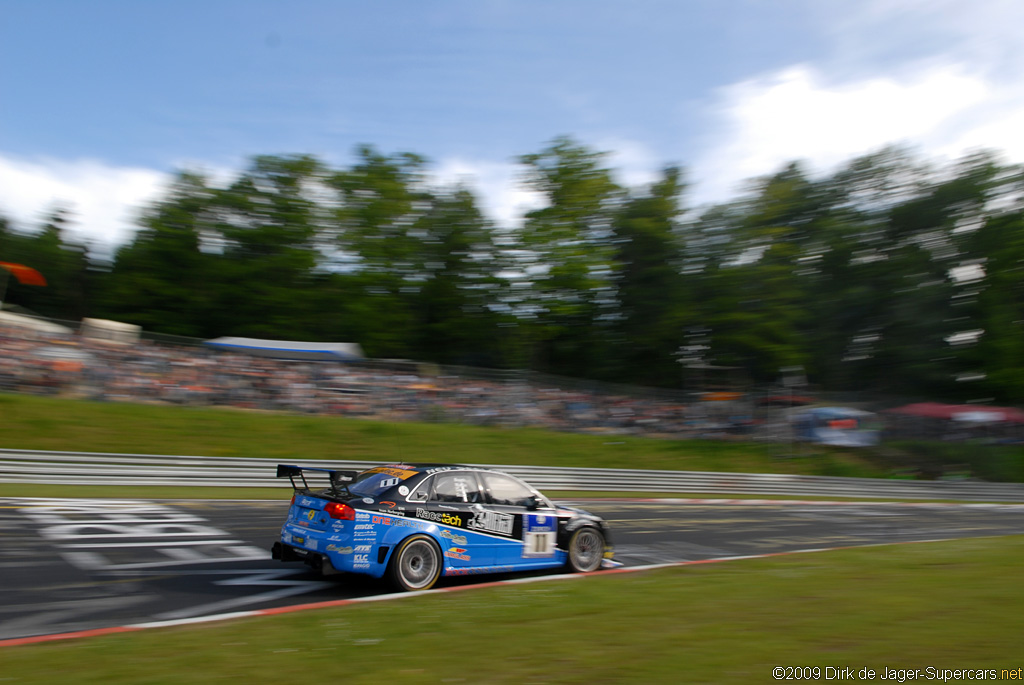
(526, 495), (540, 511)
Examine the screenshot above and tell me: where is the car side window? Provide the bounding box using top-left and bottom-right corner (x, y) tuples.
(430, 472), (482, 504)
(408, 476), (432, 503)
(481, 473), (536, 507)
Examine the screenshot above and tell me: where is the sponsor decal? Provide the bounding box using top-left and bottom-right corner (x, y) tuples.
(352, 552), (371, 570)
(440, 529), (468, 545)
(522, 513), (557, 557)
(468, 510), (514, 536)
(306, 509), (317, 522)
(362, 498), (374, 504)
(364, 466), (418, 480)
(415, 508), (463, 527)
(326, 545), (353, 554)
(354, 545), (372, 553)
(355, 512), (370, 522)
(379, 477), (400, 489)
(444, 547), (471, 561)
(379, 502), (406, 516)
(354, 523), (377, 538)
(293, 536), (305, 544)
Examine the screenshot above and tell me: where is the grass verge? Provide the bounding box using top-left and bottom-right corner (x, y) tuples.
(0, 393), (883, 475)
(2, 536), (1022, 683)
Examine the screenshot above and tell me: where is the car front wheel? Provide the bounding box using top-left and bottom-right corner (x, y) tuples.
(566, 526), (605, 573)
(388, 534), (442, 591)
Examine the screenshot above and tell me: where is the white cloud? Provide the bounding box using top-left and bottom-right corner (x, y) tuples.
(0, 155), (168, 258)
(0, 153), (549, 261)
(432, 157), (545, 228)
(690, 61), (1016, 205)
(689, 0), (1024, 207)
(598, 137), (662, 190)
(432, 139), (665, 231)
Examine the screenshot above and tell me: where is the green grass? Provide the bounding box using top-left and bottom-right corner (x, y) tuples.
(889, 440), (1024, 482)
(2, 393), (1020, 680)
(0, 393), (885, 475)
(3, 536), (1022, 683)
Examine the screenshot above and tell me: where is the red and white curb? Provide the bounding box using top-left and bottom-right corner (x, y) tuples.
(0, 533), (1010, 649)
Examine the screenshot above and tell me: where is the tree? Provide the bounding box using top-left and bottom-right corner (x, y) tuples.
(959, 158), (1024, 402)
(795, 148), (926, 391)
(412, 187), (503, 366)
(102, 172), (214, 336)
(512, 137), (624, 376)
(1, 208), (90, 321)
(691, 164), (815, 383)
(610, 166), (690, 385)
(206, 155), (326, 338)
(327, 146), (434, 358)
(867, 151), (1003, 397)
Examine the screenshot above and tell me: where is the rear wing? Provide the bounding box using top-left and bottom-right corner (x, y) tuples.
(277, 464), (359, 494)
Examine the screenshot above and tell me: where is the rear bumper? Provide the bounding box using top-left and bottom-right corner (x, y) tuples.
(271, 541), (344, 576)
(271, 541), (305, 562)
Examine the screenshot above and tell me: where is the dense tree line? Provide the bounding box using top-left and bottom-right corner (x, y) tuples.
(2, 139), (1024, 403)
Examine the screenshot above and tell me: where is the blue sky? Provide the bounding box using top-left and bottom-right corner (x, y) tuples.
(2, 0), (1023, 256)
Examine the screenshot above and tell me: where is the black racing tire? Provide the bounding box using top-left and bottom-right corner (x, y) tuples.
(566, 526), (605, 573)
(388, 534), (442, 591)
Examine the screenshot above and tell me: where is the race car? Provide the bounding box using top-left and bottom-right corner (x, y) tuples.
(271, 462), (615, 591)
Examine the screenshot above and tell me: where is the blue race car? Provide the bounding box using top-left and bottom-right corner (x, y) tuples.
(271, 463), (615, 591)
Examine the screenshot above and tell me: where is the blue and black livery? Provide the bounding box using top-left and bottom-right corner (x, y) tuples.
(272, 462), (615, 591)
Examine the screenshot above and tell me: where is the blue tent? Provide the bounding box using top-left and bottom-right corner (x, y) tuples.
(202, 337), (364, 362)
(793, 407), (880, 447)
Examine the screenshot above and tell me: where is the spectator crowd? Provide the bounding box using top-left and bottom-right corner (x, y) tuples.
(0, 320), (707, 438)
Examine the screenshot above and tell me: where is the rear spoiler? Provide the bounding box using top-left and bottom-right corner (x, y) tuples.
(277, 464), (359, 493)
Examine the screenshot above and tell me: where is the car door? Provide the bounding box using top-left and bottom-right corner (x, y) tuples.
(409, 470), (486, 568)
(477, 471), (560, 569)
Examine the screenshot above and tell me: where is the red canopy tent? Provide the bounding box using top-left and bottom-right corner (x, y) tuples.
(886, 402), (1024, 424)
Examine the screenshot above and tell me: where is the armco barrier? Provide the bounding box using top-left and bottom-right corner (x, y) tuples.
(3, 448), (1024, 502)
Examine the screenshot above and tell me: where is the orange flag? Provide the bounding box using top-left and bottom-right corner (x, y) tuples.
(0, 262), (47, 286)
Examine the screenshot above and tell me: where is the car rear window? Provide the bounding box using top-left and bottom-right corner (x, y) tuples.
(349, 471), (407, 497)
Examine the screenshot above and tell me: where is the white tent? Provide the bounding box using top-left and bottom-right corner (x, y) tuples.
(80, 318), (141, 344)
(0, 310), (73, 334)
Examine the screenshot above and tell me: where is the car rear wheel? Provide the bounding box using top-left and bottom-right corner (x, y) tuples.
(388, 534), (442, 591)
(566, 527), (604, 573)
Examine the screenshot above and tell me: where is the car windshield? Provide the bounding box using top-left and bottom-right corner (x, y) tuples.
(347, 467), (416, 497)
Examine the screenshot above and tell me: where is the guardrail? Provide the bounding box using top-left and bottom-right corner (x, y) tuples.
(3, 448), (1024, 502)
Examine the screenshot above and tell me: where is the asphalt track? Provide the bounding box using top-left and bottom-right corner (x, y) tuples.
(2, 497), (1024, 643)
